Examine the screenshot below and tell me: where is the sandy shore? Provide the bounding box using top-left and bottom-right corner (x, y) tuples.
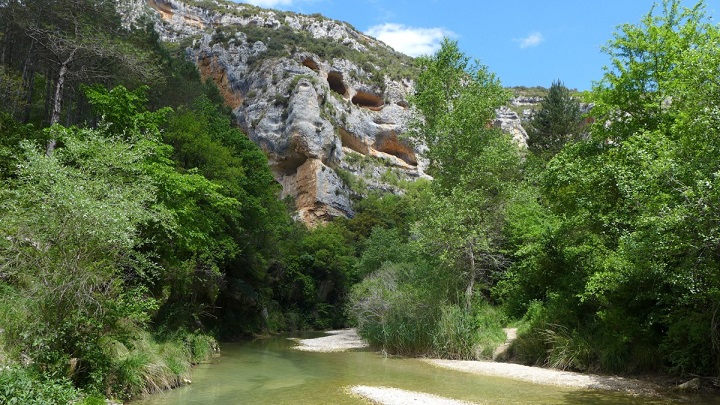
(349, 386), (478, 405)
(292, 328), (663, 398)
(425, 359), (661, 396)
(291, 328), (369, 352)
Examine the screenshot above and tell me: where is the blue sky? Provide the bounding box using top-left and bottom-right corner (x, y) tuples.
(236, 1), (719, 90)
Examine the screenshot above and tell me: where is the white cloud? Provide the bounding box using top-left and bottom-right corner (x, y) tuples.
(365, 23), (454, 57)
(244, 0), (294, 7)
(516, 32), (544, 49)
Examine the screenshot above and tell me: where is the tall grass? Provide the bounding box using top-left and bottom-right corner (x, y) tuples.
(104, 329), (218, 399)
(350, 263), (508, 359)
(542, 326), (593, 371)
(433, 303), (507, 360)
(349, 264), (438, 355)
(433, 305), (478, 359)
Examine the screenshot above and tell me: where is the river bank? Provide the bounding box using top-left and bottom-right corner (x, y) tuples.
(293, 328), (689, 403)
(132, 330), (715, 405)
(289, 328), (368, 352)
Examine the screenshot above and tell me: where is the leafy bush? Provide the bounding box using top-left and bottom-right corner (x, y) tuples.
(662, 310), (717, 376)
(0, 367), (79, 405)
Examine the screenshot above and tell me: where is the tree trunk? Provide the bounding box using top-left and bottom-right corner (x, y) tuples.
(50, 57), (70, 125)
(465, 246), (476, 311)
(21, 40), (36, 123)
(1, 27), (10, 66)
(47, 51), (75, 156)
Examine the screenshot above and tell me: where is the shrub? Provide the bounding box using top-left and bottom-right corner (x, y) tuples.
(661, 310), (717, 376)
(0, 367), (79, 405)
(433, 302), (507, 360)
(472, 302), (509, 358)
(349, 262), (444, 355)
(433, 305), (478, 359)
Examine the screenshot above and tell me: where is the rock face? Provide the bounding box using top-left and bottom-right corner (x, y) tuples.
(138, 0), (530, 225)
(494, 106), (528, 148)
(140, 0), (427, 225)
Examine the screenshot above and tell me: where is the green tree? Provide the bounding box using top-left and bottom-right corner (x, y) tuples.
(355, 227), (410, 278)
(0, 85), (239, 394)
(591, 0), (706, 142)
(274, 222), (357, 330)
(351, 39), (520, 360)
(501, 0), (720, 375)
(411, 38), (511, 192)
(526, 80), (583, 159)
(0, 126), (161, 385)
(160, 95), (290, 335)
(411, 39), (521, 309)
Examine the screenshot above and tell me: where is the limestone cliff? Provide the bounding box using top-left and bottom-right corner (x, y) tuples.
(136, 0), (530, 225)
(139, 0), (428, 225)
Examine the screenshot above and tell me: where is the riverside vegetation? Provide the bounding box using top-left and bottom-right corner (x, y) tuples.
(1, 0), (719, 403)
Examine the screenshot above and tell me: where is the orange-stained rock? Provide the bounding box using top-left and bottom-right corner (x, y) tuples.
(196, 54), (243, 110)
(279, 159), (352, 227)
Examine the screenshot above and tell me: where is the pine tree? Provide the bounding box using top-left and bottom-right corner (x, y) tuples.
(527, 80), (583, 159)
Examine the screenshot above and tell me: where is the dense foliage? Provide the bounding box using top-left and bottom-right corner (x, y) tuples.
(0, 0), (371, 400)
(526, 80), (585, 159)
(349, 39), (517, 358)
(2, 0), (720, 402)
(500, 0), (720, 376)
(352, 0), (720, 382)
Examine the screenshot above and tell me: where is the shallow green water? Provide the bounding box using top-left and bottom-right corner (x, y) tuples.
(133, 332), (718, 405)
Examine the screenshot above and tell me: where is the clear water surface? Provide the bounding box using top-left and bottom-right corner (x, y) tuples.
(133, 332), (720, 405)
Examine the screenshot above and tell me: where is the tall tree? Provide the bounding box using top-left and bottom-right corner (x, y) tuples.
(411, 39), (521, 308)
(0, 0), (159, 150)
(501, 0), (720, 375)
(526, 80), (583, 159)
(411, 38), (512, 192)
(591, 0), (706, 142)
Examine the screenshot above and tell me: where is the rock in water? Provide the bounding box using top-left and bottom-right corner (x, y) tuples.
(675, 377), (701, 391)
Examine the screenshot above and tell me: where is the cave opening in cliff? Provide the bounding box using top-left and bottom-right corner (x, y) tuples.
(375, 131), (418, 166)
(327, 71), (348, 97)
(276, 154), (309, 176)
(302, 58), (320, 71)
(148, 0), (175, 19)
(352, 91), (384, 110)
(339, 128), (369, 155)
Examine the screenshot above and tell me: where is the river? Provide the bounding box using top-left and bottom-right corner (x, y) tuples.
(133, 332), (719, 405)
